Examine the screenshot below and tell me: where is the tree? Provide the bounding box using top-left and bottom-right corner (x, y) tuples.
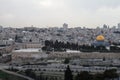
(15, 35), (18, 42)
(25, 69), (36, 79)
(93, 73), (104, 80)
(30, 71), (36, 79)
(103, 57), (106, 61)
(79, 71), (92, 80)
(75, 73), (80, 80)
(29, 39), (32, 42)
(103, 69), (119, 80)
(64, 65), (73, 80)
(42, 46), (47, 51)
(45, 40), (50, 46)
(64, 58), (70, 64)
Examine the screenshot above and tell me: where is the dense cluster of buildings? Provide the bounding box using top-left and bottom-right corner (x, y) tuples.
(0, 23), (120, 46)
(0, 23), (120, 79)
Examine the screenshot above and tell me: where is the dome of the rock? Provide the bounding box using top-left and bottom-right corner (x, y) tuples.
(96, 35), (105, 41)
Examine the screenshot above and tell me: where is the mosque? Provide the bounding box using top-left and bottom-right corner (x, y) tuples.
(92, 35), (110, 47)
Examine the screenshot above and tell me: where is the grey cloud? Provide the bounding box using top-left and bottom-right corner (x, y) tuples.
(0, 0), (120, 28)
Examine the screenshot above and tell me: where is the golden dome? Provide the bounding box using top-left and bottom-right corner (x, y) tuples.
(96, 35), (105, 41)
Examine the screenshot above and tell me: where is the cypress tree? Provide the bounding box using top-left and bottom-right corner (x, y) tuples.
(64, 65), (73, 80)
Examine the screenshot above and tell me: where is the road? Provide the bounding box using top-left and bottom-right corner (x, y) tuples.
(0, 64), (34, 80)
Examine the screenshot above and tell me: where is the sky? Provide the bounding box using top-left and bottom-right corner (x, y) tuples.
(0, 0), (120, 28)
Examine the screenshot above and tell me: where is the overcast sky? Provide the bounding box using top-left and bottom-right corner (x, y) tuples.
(0, 0), (120, 28)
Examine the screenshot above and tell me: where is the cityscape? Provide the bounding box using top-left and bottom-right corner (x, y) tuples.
(0, 23), (119, 80)
(1, 0), (120, 80)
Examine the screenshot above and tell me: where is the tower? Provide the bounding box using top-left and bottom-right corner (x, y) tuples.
(118, 23), (120, 29)
(63, 23), (68, 30)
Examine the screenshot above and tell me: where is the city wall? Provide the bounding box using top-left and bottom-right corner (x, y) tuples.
(12, 51), (120, 59)
(48, 52), (120, 59)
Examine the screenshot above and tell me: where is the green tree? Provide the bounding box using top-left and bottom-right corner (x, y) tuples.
(75, 73), (80, 80)
(25, 69), (32, 76)
(64, 65), (73, 80)
(29, 39), (32, 42)
(15, 35), (18, 42)
(64, 58), (70, 64)
(93, 73), (104, 80)
(25, 69), (36, 79)
(103, 69), (119, 80)
(79, 71), (92, 80)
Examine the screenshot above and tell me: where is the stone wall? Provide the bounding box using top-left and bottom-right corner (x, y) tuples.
(48, 52), (120, 59)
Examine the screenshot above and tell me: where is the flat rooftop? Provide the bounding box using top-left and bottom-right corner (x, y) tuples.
(13, 48), (41, 52)
(66, 50), (81, 53)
